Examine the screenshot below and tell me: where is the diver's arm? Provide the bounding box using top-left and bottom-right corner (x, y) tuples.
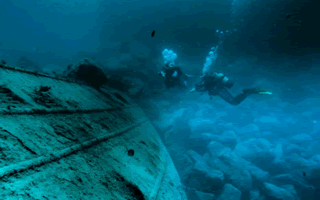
(190, 86), (206, 93)
(159, 71), (166, 78)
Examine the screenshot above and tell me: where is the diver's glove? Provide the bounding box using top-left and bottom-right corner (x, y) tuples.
(159, 71), (166, 78)
(243, 88), (272, 95)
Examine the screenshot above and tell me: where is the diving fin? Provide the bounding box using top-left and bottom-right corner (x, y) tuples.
(243, 88), (272, 95)
(255, 89), (272, 95)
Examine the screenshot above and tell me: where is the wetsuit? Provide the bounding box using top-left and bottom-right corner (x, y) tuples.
(160, 66), (188, 89)
(194, 73), (265, 105)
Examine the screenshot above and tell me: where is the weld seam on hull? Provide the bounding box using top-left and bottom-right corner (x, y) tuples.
(0, 118), (148, 179)
(0, 106), (138, 115)
(150, 155), (168, 200)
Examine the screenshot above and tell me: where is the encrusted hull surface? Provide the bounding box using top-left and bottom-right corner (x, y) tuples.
(0, 65), (186, 200)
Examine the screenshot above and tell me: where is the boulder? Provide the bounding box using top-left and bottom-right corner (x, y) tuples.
(207, 141), (231, 157)
(290, 134), (313, 149)
(245, 164), (270, 184)
(206, 142), (253, 191)
(66, 59), (107, 88)
(235, 138), (272, 158)
(263, 182), (299, 200)
(290, 133), (313, 142)
(281, 184), (301, 199)
(306, 141), (320, 158)
(234, 123), (260, 140)
(194, 190), (215, 200)
(269, 143), (284, 165)
(187, 150), (205, 164)
(285, 144), (305, 155)
(183, 161), (224, 193)
(184, 187), (215, 200)
(285, 153), (309, 169)
(189, 118), (216, 135)
(309, 154), (320, 163)
(272, 174), (315, 199)
(216, 184), (241, 200)
(186, 130), (237, 153)
(206, 141), (270, 191)
(308, 155), (320, 190)
(167, 146), (193, 178)
(217, 130), (238, 149)
(256, 116), (281, 125)
(185, 133), (219, 155)
(234, 138), (273, 168)
(310, 121), (320, 136)
(214, 122), (235, 133)
(249, 190), (265, 200)
(161, 114), (193, 153)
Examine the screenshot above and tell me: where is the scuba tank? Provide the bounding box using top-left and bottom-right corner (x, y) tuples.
(214, 73), (234, 88)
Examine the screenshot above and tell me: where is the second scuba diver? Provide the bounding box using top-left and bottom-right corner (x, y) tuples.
(159, 62), (193, 89)
(190, 72), (271, 105)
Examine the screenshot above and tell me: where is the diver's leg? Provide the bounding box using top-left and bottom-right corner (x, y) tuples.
(218, 87), (249, 105)
(232, 93), (249, 105)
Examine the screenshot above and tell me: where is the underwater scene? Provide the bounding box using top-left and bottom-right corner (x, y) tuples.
(0, 0), (320, 199)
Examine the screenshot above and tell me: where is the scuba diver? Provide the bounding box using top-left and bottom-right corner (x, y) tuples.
(159, 62), (192, 89)
(190, 72), (271, 105)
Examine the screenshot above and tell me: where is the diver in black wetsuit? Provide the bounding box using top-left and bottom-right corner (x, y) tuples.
(190, 72), (271, 105)
(159, 63), (192, 89)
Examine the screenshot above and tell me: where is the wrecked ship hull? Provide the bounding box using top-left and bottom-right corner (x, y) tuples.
(0, 65), (187, 200)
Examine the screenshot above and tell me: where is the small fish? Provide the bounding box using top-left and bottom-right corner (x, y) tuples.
(151, 30), (155, 37)
(286, 14), (292, 20)
(302, 171), (306, 177)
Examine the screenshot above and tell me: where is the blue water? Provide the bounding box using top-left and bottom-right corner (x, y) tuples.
(1, 0), (320, 199)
